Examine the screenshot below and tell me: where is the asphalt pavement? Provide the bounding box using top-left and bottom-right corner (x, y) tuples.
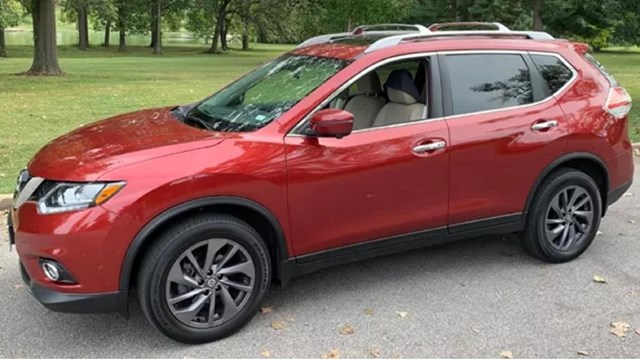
(0, 158), (639, 358)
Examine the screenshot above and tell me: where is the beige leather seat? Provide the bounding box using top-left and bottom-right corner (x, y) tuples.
(344, 72), (386, 130)
(373, 69), (427, 127)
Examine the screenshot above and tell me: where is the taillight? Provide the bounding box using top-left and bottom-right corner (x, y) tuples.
(605, 86), (632, 119)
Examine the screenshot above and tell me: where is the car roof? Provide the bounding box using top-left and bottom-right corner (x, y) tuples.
(290, 22), (571, 61)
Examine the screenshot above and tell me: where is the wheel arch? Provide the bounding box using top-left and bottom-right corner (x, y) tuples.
(524, 152), (610, 217)
(119, 196), (289, 294)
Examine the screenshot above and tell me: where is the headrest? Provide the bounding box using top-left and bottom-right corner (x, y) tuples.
(385, 69), (421, 105)
(355, 72), (382, 95)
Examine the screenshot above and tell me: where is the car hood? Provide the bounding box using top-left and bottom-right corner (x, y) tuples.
(28, 107), (227, 181)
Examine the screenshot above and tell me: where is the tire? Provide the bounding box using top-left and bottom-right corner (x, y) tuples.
(522, 168), (602, 263)
(137, 214), (271, 344)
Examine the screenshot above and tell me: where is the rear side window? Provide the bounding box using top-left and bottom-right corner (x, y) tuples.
(531, 54), (574, 94)
(446, 54), (533, 116)
(584, 53), (618, 86)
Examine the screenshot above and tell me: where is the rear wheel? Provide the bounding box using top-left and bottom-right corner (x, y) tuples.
(522, 168), (602, 262)
(138, 214), (271, 344)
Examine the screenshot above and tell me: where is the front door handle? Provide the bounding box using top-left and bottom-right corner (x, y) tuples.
(413, 141), (446, 153)
(531, 120), (558, 131)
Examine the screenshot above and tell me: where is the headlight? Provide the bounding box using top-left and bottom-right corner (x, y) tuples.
(37, 182), (125, 214)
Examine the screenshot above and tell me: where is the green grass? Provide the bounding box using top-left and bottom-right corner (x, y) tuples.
(0, 44), (638, 193)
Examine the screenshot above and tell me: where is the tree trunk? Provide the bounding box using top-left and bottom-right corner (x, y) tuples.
(153, 0), (162, 54)
(77, 3), (89, 50)
(117, 6), (126, 52)
(149, 2), (157, 48)
(118, 29), (126, 52)
(532, 0), (543, 31)
(241, 32), (249, 51)
(450, 0), (457, 20)
(207, 12), (223, 54)
(241, 9), (250, 50)
(25, 0), (62, 75)
(103, 20), (111, 47)
(0, 28), (6, 58)
(220, 17), (228, 51)
(149, 17), (158, 47)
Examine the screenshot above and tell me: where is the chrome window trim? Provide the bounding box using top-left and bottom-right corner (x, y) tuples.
(286, 50), (577, 136)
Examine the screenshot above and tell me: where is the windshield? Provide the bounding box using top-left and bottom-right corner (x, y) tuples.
(185, 55), (348, 132)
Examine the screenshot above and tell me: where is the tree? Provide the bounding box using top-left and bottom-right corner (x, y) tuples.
(23, 0), (62, 75)
(543, 0), (617, 49)
(61, 0), (91, 50)
(532, 0), (543, 31)
(1, 0), (22, 57)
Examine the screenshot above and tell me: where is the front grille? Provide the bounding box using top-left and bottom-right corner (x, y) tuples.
(29, 180), (56, 201)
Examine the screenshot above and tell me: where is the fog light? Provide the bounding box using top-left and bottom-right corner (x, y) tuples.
(41, 261), (60, 281)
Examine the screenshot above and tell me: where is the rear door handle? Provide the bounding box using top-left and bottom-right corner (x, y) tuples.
(531, 120), (558, 131)
(413, 141), (446, 153)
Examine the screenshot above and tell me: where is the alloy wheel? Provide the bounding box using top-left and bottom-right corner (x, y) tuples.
(165, 239), (256, 328)
(544, 185), (594, 251)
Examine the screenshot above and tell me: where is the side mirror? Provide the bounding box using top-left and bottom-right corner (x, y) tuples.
(310, 109), (354, 139)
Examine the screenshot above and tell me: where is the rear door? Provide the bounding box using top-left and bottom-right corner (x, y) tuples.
(440, 51), (573, 231)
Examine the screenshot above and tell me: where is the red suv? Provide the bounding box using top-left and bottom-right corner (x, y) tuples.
(9, 22), (634, 343)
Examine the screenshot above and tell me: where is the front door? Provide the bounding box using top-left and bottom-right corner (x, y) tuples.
(284, 119), (450, 256)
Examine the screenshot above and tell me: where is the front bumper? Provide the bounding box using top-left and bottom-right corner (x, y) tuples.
(19, 262), (127, 315)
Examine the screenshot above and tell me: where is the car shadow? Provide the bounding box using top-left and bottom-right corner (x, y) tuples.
(4, 233), (543, 354)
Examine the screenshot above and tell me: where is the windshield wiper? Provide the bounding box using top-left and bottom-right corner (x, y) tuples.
(183, 114), (217, 131)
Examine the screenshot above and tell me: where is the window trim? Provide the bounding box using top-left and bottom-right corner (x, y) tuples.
(287, 52), (440, 136)
(439, 50), (577, 120)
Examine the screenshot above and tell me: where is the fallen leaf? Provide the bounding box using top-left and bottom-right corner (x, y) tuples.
(577, 350), (589, 356)
(260, 350), (271, 358)
(593, 275), (606, 283)
(270, 321), (286, 330)
(363, 308), (374, 316)
(610, 321), (631, 338)
(322, 349), (340, 359)
(499, 351), (513, 359)
(339, 325), (354, 335)
(370, 347), (380, 358)
(260, 306), (273, 315)
(395, 311), (408, 318)
(14, 284), (23, 289)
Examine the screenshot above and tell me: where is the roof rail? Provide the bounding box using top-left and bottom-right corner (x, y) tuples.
(352, 23), (431, 35)
(296, 21), (554, 53)
(428, 22), (510, 32)
(364, 27), (554, 53)
(296, 23), (430, 49)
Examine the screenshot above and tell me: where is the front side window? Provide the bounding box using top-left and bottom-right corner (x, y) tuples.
(531, 54), (574, 94)
(185, 55), (347, 132)
(447, 54), (533, 116)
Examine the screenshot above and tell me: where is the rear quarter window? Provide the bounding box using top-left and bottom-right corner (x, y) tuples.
(530, 54), (574, 94)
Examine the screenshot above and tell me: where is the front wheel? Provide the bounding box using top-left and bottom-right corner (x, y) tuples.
(522, 168), (602, 262)
(137, 214), (271, 344)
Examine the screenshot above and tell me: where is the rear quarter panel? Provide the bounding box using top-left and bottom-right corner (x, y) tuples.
(555, 48), (634, 189)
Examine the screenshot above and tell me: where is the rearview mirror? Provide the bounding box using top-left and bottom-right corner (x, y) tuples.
(310, 109), (354, 139)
